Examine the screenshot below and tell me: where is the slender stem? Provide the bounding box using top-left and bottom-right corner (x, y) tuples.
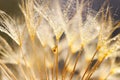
(51, 67), (54, 80)
(81, 49), (98, 80)
(86, 61), (100, 79)
(0, 65), (12, 80)
(62, 50), (73, 80)
(62, 50), (70, 80)
(44, 56), (49, 80)
(70, 47), (83, 80)
(0, 61), (17, 80)
(86, 56), (106, 79)
(56, 51), (58, 80)
(56, 41), (59, 80)
(53, 39), (59, 80)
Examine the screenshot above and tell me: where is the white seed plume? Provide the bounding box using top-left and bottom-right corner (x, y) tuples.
(0, 0), (120, 80)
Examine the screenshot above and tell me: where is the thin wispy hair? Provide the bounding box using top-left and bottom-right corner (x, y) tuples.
(0, 0), (120, 80)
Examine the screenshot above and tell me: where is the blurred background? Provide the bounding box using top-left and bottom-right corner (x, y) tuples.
(0, 0), (120, 21)
(0, 0), (22, 18)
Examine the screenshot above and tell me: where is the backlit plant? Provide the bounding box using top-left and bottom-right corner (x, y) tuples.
(0, 0), (120, 80)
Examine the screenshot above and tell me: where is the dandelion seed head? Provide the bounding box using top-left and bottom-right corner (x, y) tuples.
(0, 0), (120, 80)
